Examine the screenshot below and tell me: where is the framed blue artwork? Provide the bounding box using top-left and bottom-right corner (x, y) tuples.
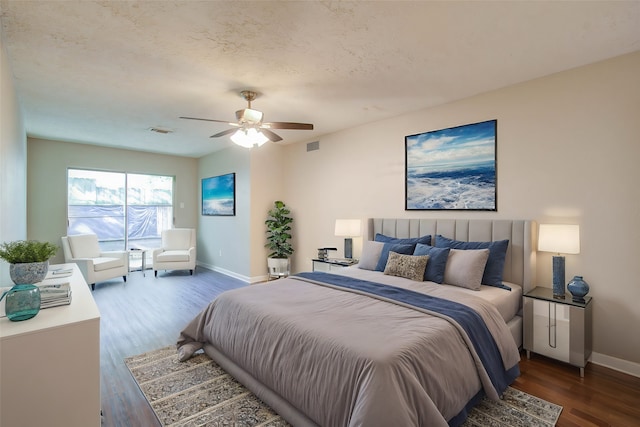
(405, 120), (497, 211)
(202, 172), (236, 216)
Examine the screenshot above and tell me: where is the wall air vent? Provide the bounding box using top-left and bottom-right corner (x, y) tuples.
(307, 141), (320, 152)
(148, 127), (174, 134)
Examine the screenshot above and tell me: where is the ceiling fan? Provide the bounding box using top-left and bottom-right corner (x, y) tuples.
(180, 90), (314, 147)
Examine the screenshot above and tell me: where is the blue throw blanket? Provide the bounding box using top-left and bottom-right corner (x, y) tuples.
(295, 272), (519, 399)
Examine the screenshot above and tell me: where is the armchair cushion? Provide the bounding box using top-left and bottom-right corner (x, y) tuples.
(156, 250), (190, 263)
(67, 234), (101, 258)
(164, 230), (193, 250)
(93, 257), (125, 272)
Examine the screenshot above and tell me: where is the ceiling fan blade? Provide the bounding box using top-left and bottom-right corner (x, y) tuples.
(210, 128), (238, 138)
(180, 116), (238, 126)
(261, 122), (314, 130)
(260, 128), (283, 142)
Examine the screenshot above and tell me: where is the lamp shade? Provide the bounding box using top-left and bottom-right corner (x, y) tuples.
(230, 128), (269, 148)
(334, 219), (361, 237)
(538, 224), (580, 254)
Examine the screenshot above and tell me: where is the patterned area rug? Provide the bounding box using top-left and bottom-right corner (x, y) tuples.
(125, 346), (562, 427)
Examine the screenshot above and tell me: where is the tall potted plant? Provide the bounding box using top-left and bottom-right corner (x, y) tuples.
(265, 200), (294, 278)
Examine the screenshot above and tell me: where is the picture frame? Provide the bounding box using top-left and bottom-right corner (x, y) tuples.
(202, 173), (236, 216)
(405, 119), (497, 211)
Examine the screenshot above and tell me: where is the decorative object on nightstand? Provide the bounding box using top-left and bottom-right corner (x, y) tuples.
(537, 224), (580, 298)
(317, 247), (337, 261)
(334, 219), (361, 259)
(567, 275), (590, 303)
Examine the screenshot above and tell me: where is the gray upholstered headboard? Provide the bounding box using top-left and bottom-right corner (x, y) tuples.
(369, 218), (537, 293)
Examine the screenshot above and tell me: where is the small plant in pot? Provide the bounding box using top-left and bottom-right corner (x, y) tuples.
(265, 200), (294, 278)
(0, 240), (58, 285)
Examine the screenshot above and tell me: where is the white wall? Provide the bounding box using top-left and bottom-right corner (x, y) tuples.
(27, 138), (199, 264)
(197, 142), (285, 281)
(283, 52), (640, 370)
(0, 31), (27, 282)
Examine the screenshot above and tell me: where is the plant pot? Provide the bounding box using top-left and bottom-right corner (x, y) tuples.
(9, 261), (49, 285)
(267, 257), (290, 279)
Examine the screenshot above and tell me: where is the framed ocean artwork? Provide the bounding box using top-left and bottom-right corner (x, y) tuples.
(405, 120), (497, 211)
(202, 173), (236, 216)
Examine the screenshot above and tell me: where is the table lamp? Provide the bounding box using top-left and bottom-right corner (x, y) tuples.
(538, 224), (580, 298)
(334, 219), (361, 259)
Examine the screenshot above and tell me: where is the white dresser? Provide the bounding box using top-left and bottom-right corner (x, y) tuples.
(0, 263), (101, 427)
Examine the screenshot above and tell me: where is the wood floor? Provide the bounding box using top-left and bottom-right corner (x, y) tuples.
(95, 268), (640, 427)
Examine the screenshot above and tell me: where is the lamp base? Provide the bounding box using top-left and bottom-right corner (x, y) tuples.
(344, 238), (353, 259)
(552, 255), (566, 298)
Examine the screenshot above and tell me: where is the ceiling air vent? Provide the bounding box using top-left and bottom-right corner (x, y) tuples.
(307, 141), (320, 152)
(148, 127), (174, 134)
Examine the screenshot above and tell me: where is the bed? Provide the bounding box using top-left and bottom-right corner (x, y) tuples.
(178, 218), (537, 426)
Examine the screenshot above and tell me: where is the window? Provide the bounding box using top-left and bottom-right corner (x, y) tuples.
(67, 169), (174, 251)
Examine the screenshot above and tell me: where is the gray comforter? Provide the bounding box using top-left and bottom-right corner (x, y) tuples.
(177, 273), (521, 426)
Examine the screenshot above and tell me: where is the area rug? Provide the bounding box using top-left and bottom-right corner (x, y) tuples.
(125, 346), (562, 427)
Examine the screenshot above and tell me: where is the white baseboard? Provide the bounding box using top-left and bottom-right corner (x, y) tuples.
(196, 262), (266, 284)
(590, 352), (640, 378)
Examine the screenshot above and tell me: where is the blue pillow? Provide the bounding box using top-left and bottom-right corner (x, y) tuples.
(375, 243), (416, 271)
(413, 244), (450, 284)
(375, 233), (431, 246)
(434, 235), (510, 289)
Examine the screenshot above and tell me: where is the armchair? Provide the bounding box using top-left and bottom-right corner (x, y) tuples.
(152, 228), (196, 277)
(61, 234), (128, 290)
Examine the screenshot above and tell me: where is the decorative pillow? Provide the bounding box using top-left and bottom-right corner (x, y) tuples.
(383, 252), (429, 281)
(375, 233), (431, 246)
(375, 243), (416, 272)
(358, 240), (385, 271)
(413, 244), (450, 284)
(443, 248), (490, 290)
(435, 235), (509, 288)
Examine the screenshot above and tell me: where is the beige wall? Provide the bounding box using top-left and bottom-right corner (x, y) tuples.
(27, 138), (199, 264)
(197, 142), (286, 281)
(197, 147), (252, 279)
(283, 52), (640, 371)
(0, 31), (27, 282)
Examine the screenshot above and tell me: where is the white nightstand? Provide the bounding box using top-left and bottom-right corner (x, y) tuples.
(312, 258), (357, 272)
(523, 286), (593, 377)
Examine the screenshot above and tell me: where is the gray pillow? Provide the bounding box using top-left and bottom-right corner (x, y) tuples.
(443, 248), (490, 290)
(435, 235), (509, 288)
(383, 252), (429, 281)
(357, 240), (384, 270)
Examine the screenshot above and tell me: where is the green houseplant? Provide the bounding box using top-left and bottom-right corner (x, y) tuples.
(265, 201), (294, 278)
(0, 240), (58, 285)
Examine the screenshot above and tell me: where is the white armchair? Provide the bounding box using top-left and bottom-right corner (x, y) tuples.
(61, 234), (128, 290)
(152, 228), (196, 277)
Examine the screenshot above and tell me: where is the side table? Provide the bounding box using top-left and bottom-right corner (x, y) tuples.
(523, 286), (593, 377)
(312, 258), (357, 272)
(129, 248), (149, 276)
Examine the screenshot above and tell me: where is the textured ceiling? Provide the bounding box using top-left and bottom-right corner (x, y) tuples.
(1, 1), (639, 157)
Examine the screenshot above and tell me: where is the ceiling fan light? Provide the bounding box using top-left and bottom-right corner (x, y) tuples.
(230, 128), (269, 148)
